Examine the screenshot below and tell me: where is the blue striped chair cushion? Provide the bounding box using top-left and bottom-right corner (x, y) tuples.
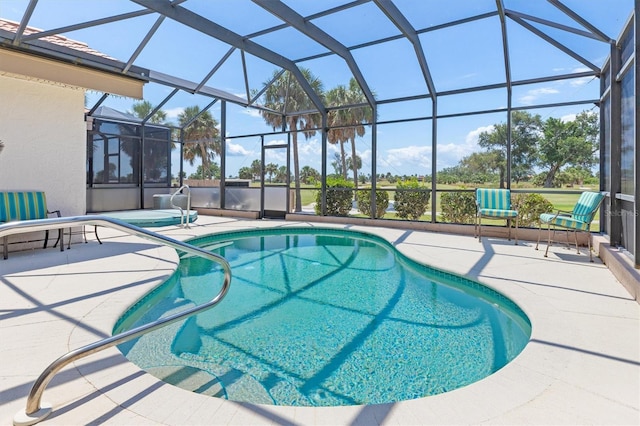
(0, 191), (48, 222)
(572, 192), (605, 224)
(476, 188), (512, 210)
(540, 213), (590, 231)
(476, 189), (517, 220)
(478, 208), (518, 218)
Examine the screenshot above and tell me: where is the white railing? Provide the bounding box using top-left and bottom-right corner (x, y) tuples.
(170, 184), (192, 228)
(1, 215), (231, 425)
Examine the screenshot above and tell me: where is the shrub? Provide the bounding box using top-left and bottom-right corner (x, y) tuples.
(440, 191), (476, 224)
(314, 177), (354, 216)
(355, 189), (389, 218)
(511, 193), (554, 227)
(394, 177), (430, 220)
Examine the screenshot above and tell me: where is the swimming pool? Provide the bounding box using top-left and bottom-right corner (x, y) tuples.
(115, 227), (531, 407)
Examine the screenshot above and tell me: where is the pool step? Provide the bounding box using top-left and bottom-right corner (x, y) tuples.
(179, 351), (315, 406)
(176, 353), (276, 404)
(145, 365), (226, 398)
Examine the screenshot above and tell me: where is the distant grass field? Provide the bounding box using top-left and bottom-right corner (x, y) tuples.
(295, 183), (600, 231)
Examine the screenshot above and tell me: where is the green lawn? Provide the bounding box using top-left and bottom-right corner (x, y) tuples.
(295, 183), (601, 231)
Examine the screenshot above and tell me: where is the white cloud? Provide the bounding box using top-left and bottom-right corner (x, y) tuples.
(242, 108), (262, 118)
(436, 142), (478, 169)
(164, 107), (184, 121)
(373, 123), (499, 174)
(569, 76), (594, 87)
(380, 145), (432, 170)
(225, 141), (253, 156)
(465, 125), (494, 145)
(299, 138), (323, 157)
(518, 87), (559, 105)
(572, 67), (591, 73)
(560, 113), (577, 122)
(358, 148), (372, 166)
(265, 150), (286, 163)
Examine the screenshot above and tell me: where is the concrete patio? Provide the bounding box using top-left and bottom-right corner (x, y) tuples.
(1, 215), (638, 425)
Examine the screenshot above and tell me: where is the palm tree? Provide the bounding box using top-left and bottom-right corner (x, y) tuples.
(300, 165), (320, 184)
(129, 100), (167, 124)
(265, 162), (278, 182)
(179, 106), (220, 180)
(326, 85), (350, 181)
(250, 159), (262, 181)
(326, 78), (373, 189)
(276, 165), (288, 183)
(346, 78), (373, 189)
(258, 68), (323, 212)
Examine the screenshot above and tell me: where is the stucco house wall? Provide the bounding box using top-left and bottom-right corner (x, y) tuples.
(0, 73), (87, 216)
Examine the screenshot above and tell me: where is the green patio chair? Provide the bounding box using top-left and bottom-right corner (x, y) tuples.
(475, 188), (518, 244)
(535, 191), (605, 262)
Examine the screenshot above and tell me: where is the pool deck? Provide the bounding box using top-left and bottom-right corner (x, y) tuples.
(1, 215), (638, 425)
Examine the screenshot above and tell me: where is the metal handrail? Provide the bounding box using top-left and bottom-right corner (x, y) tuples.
(1, 215), (232, 426)
(170, 184), (191, 228)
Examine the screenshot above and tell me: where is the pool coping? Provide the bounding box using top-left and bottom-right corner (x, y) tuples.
(1, 215), (638, 425)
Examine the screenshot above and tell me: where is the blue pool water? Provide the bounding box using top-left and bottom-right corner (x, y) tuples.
(115, 227), (531, 407)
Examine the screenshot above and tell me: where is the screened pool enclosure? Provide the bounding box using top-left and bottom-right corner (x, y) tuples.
(0, 0), (638, 266)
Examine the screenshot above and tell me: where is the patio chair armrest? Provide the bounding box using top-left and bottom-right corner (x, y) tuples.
(48, 210), (61, 217)
(549, 209), (572, 220)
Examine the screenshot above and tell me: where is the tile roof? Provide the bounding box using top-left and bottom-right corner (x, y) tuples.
(0, 18), (116, 60)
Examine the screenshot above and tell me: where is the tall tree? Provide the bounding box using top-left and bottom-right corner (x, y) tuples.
(326, 85), (350, 180)
(238, 166), (253, 180)
(326, 78), (373, 189)
(265, 162), (278, 183)
(250, 159), (262, 181)
(259, 68), (323, 212)
(460, 151), (502, 183)
(129, 100), (167, 124)
(346, 154), (362, 177)
(275, 165), (288, 183)
(477, 111), (541, 188)
(346, 78), (372, 189)
(189, 163), (220, 180)
(331, 152), (345, 176)
(538, 111), (599, 188)
(179, 106), (220, 180)
(300, 165), (320, 184)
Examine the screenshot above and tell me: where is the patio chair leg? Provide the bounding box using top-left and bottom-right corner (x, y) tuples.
(574, 230), (579, 254)
(478, 216), (482, 242)
(515, 217), (518, 245)
(474, 215), (477, 238)
(507, 219), (511, 241)
(94, 226), (102, 245)
(544, 224), (552, 258)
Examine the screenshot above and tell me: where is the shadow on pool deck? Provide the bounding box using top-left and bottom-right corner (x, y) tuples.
(0, 215), (638, 425)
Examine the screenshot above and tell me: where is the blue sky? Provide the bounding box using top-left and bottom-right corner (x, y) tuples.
(1, 0), (633, 178)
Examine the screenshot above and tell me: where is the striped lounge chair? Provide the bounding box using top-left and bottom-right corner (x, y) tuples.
(475, 188), (518, 244)
(0, 191), (61, 259)
(535, 191), (604, 262)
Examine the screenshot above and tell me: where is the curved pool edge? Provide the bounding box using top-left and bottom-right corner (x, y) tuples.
(114, 225), (533, 406)
(58, 219), (637, 425)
